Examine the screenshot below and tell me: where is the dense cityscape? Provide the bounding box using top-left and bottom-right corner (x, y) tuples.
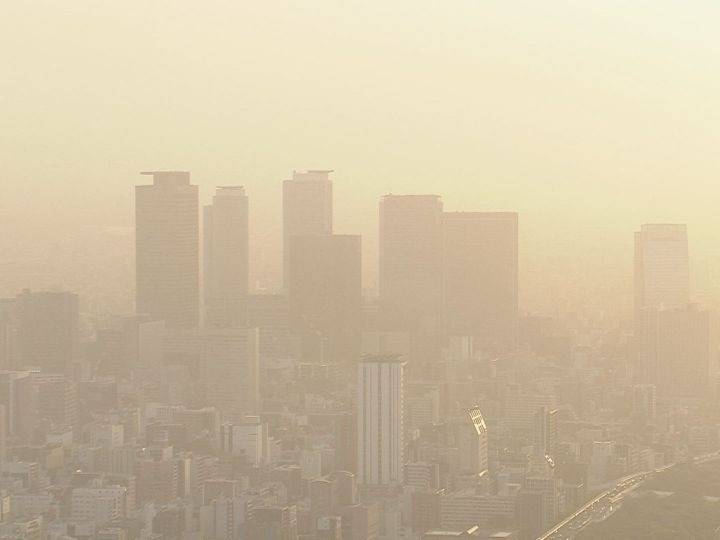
(6, 0), (720, 537)
(0, 168), (718, 540)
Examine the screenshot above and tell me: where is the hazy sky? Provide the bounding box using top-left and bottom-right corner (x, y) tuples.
(3, 1), (720, 308)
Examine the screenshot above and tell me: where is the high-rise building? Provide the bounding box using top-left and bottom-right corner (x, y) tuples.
(0, 371), (36, 443)
(282, 170), (333, 287)
(96, 315), (165, 377)
(204, 186), (249, 327)
(518, 486), (552, 540)
(634, 224), (690, 334)
(288, 234), (361, 363)
(404, 382), (440, 439)
(452, 406), (489, 480)
(245, 294), (301, 364)
(443, 212), (518, 351)
(136, 446), (180, 505)
(247, 506), (299, 540)
(357, 355), (405, 486)
(334, 413), (357, 474)
(71, 485), (126, 525)
(0, 299), (16, 371)
(309, 478), (333, 535)
(632, 384), (657, 422)
(15, 290), (79, 374)
(639, 305), (719, 396)
(34, 374), (78, 432)
(202, 328), (260, 422)
(135, 171), (199, 329)
(532, 406), (559, 460)
(219, 417), (267, 466)
(199, 496), (244, 540)
(339, 502), (380, 540)
(379, 195), (443, 359)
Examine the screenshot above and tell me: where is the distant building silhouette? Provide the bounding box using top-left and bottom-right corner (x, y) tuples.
(282, 170), (333, 288)
(379, 195), (443, 360)
(34, 373), (79, 433)
(0, 371), (37, 443)
(634, 224), (690, 334)
(288, 234), (361, 364)
(135, 171), (200, 329)
(453, 406), (489, 482)
(203, 186), (249, 327)
(443, 212), (518, 352)
(16, 289), (79, 375)
(639, 304), (719, 396)
(634, 224), (691, 385)
(202, 328), (260, 423)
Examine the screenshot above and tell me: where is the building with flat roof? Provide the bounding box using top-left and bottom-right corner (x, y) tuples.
(282, 170), (333, 288)
(204, 186), (249, 327)
(135, 171), (199, 329)
(357, 355), (405, 485)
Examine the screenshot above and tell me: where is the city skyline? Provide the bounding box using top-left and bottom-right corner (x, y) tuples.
(6, 1), (720, 318)
(3, 2), (720, 538)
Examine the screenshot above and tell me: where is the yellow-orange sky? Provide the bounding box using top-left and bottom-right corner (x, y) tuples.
(2, 1), (720, 314)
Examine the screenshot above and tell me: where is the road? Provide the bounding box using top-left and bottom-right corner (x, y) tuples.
(537, 450), (720, 540)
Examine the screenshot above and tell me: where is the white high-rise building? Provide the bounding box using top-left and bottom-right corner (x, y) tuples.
(634, 224), (690, 332)
(357, 355), (405, 485)
(204, 186), (249, 327)
(282, 170), (333, 288)
(136, 171), (200, 329)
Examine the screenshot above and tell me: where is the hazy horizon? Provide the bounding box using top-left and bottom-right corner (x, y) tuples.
(4, 0), (720, 315)
(4, 4), (720, 539)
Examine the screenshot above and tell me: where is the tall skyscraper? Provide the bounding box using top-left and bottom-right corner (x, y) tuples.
(288, 234), (362, 363)
(634, 224), (690, 333)
(282, 170), (333, 288)
(443, 212), (519, 351)
(357, 355), (405, 486)
(16, 289), (79, 374)
(136, 171), (200, 329)
(639, 305), (719, 396)
(203, 186), (249, 327)
(634, 224), (692, 387)
(379, 195), (443, 359)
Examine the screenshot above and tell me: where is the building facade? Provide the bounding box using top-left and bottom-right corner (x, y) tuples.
(282, 170), (333, 288)
(136, 171), (199, 329)
(357, 356), (405, 485)
(204, 186), (249, 327)
(443, 212), (518, 351)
